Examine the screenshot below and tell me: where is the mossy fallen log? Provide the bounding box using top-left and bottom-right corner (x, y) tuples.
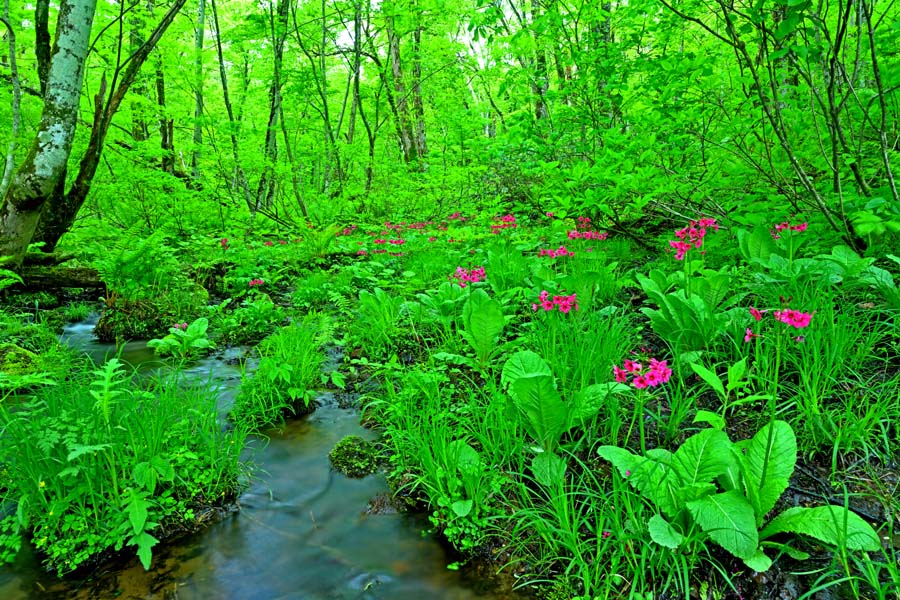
(18, 266), (104, 289)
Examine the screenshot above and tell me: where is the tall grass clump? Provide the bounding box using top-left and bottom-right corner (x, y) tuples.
(231, 314), (330, 428)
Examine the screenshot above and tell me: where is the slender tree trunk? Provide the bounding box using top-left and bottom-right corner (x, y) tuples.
(156, 58), (175, 174)
(0, 2), (22, 199)
(190, 0), (205, 185)
(34, 0), (51, 95)
(411, 22), (428, 166)
(256, 0), (290, 211)
(0, 0), (98, 267)
(209, 0), (253, 213)
(387, 16), (417, 163)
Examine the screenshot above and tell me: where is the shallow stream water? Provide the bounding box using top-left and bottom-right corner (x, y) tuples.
(0, 318), (520, 599)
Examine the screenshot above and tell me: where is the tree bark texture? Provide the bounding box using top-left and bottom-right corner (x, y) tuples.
(0, 0), (98, 267)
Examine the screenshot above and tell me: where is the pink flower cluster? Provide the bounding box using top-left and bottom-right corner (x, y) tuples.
(249, 278), (265, 287)
(576, 216), (592, 230)
(538, 245), (574, 258)
(336, 225), (358, 237)
(452, 266), (486, 288)
(669, 217), (719, 260)
(220, 237), (229, 250)
(745, 305), (813, 342)
(532, 290), (578, 314)
(448, 212), (467, 221)
(491, 214), (518, 234)
(567, 229), (608, 240)
(263, 241), (274, 247)
(771, 220), (808, 239)
(172, 322), (188, 330)
(613, 357), (672, 389)
(773, 308), (813, 328)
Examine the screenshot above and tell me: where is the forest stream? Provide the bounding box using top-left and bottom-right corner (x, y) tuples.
(0, 317), (520, 600)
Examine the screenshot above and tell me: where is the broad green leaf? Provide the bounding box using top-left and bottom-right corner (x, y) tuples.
(743, 548), (773, 572)
(742, 420), (796, 520)
(501, 350), (553, 389)
(569, 383), (628, 426)
(511, 375), (567, 451)
(687, 490), (758, 560)
(532, 452), (567, 488)
(598, 446), (679, 517)
(693, 410), (726, 431)
(726, 358), (748, 393)
(760, 506), (880, 551)
(737, 227), (779, 264)
(648, 514), (684, 549)
(462, 289), (505, 366)
(690, 362), (725, 401)
(129, 531), (159, 570)
(127, 492), (149, 535)
(670, 428), (733, 487)
(452, 441), (481, 474)
(451, 499), (473, 517)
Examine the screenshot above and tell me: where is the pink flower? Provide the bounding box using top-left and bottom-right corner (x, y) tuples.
(773, 309), (813, 329)
(669, 218), (717, 259)
(601, 531), (611, 539)
(633, 375), (649, 389)
(263, 241), (273, 247)
(220, 238), (229, 250)
(249, 278), (264, 287)
(623, 359), (642, 373)
(744, 328), (760, 343)
(749, 307), (764, 321)
(613, 365), (628, 383)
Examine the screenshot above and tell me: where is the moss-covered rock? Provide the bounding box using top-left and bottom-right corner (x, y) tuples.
(0, 343), (40, 376)
(328, 435), (379, 478)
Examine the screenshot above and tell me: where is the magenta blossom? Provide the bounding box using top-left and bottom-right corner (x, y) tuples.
(452, 266), (486, 288)
(669, 217), (718, 260)
(773, 308), (813, 329)
(613, 356), (672, 389)
(531, 290), (578, 314)
(249, 278), (265, 287)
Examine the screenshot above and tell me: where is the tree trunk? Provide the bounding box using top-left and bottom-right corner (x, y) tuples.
(31, 0), (187, 253)
(0, 0), (97, 267)
(156, 58), (175, 174)
(256, 0), (290, 211)
(34, 0), (51, 95)
(0, 6), (22, 200)
(410, 23), (428, 166)
(387, 16), (417, 164)
(190, 0), (205, 185)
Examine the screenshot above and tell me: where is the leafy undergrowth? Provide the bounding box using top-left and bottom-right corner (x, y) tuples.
(2, 211), (899, 598)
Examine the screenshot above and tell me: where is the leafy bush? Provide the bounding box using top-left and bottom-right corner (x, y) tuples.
(598, 421), (880, 571)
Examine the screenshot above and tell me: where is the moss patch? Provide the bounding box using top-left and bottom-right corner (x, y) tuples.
(328, 435), (379, 478)
(0, 343), (40, 376)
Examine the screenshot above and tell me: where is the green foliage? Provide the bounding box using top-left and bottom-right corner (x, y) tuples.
(147, 318), (215, 360)
(638, 269), (745, 352)
(598, 421), (880, 571)
(0, 360), (247, 574)
(232, 315), (328, 428)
